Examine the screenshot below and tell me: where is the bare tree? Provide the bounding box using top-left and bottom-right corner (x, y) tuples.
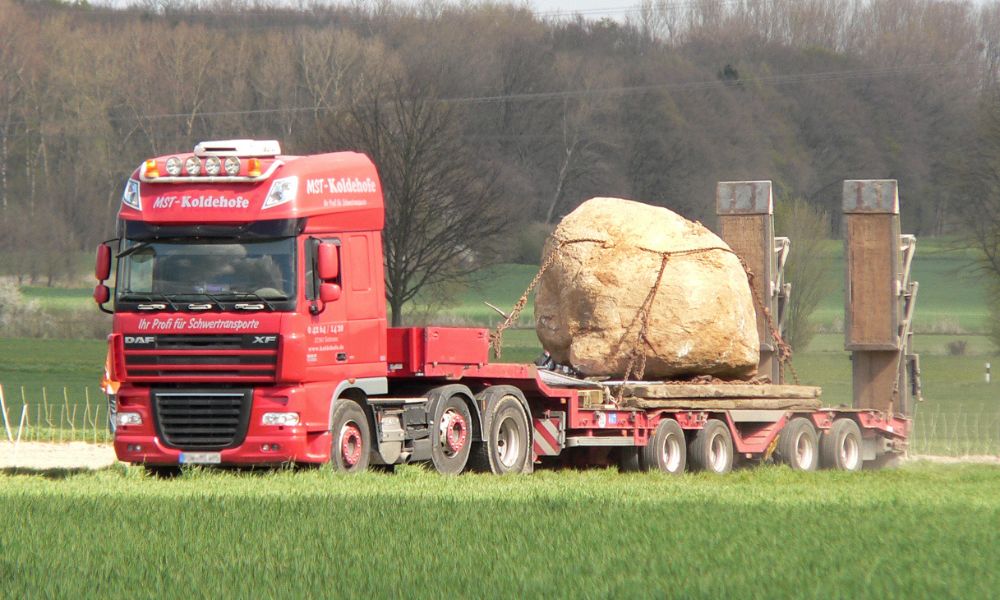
(953, 93), (1000, 347)
(329, 75), (511, 326)
(774, 197), (834, 351)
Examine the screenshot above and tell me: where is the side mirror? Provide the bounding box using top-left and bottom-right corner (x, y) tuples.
(320, 282), (342, 303)
(96, 243), (112, 281)
(94, 284), (110, 305)
(317, 243), (340, 281)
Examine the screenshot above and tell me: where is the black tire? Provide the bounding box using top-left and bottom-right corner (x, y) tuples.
(330, 399), (371, 473)
(640, 418), (687, 475)
(820, 418), (863, 471)
(468, 394), (530, 474)
(430, 395), (474, 474)
(618, 447), (641, 472)
(688, 419), (733, 474)
(143, 465), (181, 478)
(775, 417), (819, 471)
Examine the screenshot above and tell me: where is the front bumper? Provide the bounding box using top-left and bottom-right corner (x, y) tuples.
(114, 427), (332, 466)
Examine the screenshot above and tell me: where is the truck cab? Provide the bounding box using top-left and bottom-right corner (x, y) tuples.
(98, 140), (393, 468)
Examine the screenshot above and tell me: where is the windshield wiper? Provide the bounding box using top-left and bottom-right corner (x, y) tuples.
(165, 292), (225, 311)
(118, 292), (180, 311)
(225, 291), (290, 311)
(116, 242), (152, 259)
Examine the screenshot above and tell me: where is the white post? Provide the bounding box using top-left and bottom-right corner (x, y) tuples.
(986, 362), (992, 384)
(15, 403), (26, 444)
(0, 383), (12, 442)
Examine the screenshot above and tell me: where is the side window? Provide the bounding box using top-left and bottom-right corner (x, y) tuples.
(305, 237), (341, 300)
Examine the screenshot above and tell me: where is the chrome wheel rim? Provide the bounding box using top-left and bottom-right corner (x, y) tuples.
(841, 434), (860, 470)
(709, 433), (728, 472)
(496, 416), (520, 469)
(661, 433), (682, 472)
(795, 431), (814, 469)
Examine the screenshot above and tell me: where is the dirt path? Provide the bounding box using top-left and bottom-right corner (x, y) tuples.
(908, 454), (1000, 465)
(0, 441), (116, 471)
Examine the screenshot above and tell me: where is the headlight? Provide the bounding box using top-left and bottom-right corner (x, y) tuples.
(205, 156), (222, 176)
(262, 176), (298, 210)
(224, 156), (241, 176)
(184, 156), (201, 176)
(116, 412), (142, 426)
(121, 179), (141, 211)
(165, 156), (183, 176)
(262, 412), (300, 426)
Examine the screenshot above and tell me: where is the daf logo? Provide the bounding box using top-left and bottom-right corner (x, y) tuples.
(125, 336), (155, 344)
(253, 336), (278, 344)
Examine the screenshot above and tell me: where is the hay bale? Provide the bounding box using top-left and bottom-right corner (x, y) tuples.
(534, 197), (759, 379)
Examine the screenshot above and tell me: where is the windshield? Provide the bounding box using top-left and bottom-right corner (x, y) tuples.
(117, 238), (295, 304)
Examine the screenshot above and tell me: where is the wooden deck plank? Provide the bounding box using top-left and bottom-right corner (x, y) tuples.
(620, 397), (822, 410)
(612, 383), (821, 400)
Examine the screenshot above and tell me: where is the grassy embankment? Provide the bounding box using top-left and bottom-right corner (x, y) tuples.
(0, 463), (997, 598)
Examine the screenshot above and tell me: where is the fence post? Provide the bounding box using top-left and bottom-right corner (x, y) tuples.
(0, 383), (12, 442)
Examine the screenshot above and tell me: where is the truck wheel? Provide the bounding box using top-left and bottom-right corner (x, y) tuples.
(618, 447), (641, 472)
(688, 419), (733, 474)
(469, 395), (529, 474)
(776, 417), (819, 471)
(431, 395), (473, 474)
(143, 465), (181, 478)
(330, 399), (371, 473)
(820, 418), (862, 471)
(640, 418), (687, 474)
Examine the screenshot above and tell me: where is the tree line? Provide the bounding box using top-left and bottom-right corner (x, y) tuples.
(1, 0), (998, 300)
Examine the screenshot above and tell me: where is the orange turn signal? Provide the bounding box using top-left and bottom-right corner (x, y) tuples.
(248, 158), (262, 177)
(144, 159), (159, 178)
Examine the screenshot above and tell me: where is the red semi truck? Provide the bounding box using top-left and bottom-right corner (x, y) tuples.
(95, 140), (920, 474)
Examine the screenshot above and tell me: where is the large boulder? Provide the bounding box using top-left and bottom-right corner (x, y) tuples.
(534, 197), (759, 380)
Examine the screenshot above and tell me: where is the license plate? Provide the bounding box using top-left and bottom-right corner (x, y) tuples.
(179, 452), (221, 465)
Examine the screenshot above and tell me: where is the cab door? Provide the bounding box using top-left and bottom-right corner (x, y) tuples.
(303, 234), (386, 378)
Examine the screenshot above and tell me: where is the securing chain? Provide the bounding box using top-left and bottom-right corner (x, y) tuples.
(489, 237), (607, 358)
(738, 257), (800, 385)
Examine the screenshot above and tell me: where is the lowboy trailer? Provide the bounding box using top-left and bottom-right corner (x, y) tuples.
(95, 141), (918, 474)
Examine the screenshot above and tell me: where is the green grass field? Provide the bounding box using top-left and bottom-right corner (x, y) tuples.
(0, 464), (996, 598)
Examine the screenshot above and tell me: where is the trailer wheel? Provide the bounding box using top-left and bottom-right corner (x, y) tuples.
(469, 395), (530, 474)
(640, 419), (686, 475)
(688, 419), (733, 474)
(431, 395), (473, 475)
(618, 447), (641, 472)
(776, 417), (819, 471)
(820, 418), (862, 471)
(330, 399), (371, 473)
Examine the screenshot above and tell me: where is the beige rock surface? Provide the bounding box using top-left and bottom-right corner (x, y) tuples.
(534, 197), (759, 379)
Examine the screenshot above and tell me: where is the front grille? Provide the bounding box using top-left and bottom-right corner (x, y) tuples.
(152, 389), (252, 450)
(123, 334), (278, 383)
